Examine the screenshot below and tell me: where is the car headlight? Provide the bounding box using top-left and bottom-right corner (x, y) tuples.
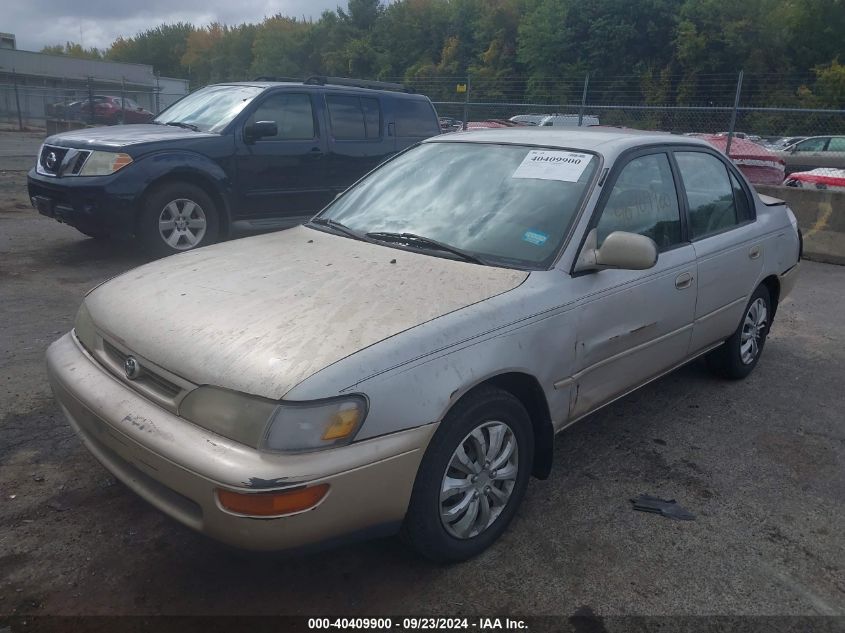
(179, 387), (367, 452)
(78, 151), (133, 176)
(73, 303), (97, 351)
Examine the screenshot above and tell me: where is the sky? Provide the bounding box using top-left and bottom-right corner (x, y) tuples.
(5, 0), (341, 52)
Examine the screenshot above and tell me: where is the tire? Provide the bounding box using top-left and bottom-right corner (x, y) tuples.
(706, 284), (772, 380)
(76, 227), (110, 240)
(402, 385), (534, 563)
(138, 182), (219, 257)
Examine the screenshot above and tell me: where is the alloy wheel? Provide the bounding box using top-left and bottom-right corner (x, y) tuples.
(158, 198), (207, 250)
(439, 421), (519, 539)
(740, 297), (768, 364)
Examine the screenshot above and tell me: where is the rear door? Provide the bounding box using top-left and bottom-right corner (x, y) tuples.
(235, 91), (329, 220)
(324, 93), (393, 195)
(673, 149), (763, 354)
(570, 150), (698, 418)
(785, 137), (829, 174)
(822, 137), (845, 168)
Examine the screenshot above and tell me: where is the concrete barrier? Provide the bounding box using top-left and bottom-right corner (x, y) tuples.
(756, 185), (845, 266)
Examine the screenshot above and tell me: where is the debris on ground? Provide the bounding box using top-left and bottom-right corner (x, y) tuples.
(630, 494), (696, 521)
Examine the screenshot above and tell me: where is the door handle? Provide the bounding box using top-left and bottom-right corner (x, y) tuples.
(675, 272), (694, 290)
(748, 245), (761, 260)
(306, 147), (323, 160)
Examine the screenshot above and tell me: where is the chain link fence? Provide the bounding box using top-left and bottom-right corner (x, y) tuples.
(0, 78), (185, 131)
(3, 71), (843, 185)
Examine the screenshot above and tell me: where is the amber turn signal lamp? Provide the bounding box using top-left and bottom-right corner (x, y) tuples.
(217, 484), (329, 517)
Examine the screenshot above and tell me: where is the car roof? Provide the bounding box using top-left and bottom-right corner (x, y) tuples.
(212, 81), (428, 100)
(427, 127), (713, 155)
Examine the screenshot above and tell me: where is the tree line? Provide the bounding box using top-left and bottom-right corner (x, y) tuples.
(41, 0), (845, 110)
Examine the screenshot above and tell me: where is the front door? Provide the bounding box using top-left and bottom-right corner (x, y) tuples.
(570, 151), (697, 419)
(235, 92), (329, 222)
(672, 150), (764, 353)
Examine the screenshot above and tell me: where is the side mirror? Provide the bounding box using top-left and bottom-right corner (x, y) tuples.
(575, 229), (658, 272)
(245, 120), (278, 143)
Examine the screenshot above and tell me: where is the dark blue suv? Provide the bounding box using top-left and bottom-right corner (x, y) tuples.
(28, 77), (440, 255)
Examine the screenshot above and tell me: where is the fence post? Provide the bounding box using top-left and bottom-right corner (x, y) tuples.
(120, 77), (126, 124)
(462, 73), (471, 130)
(155, 72), (161, 114)
(87, 76), (95, 125)
(12, 68), (23, 131)
(726, 70), (744, 156)
(578, 72), (590, 127)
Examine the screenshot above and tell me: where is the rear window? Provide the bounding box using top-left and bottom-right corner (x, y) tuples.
(395, 98), (438, 137)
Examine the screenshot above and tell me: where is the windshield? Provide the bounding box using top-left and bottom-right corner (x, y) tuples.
(154, 85), (263, 133)
(317, 142), (598, 269)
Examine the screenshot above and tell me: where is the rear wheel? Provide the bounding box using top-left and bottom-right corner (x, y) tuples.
(402, 386), (534, 562)
(706, 285), (772, 379)
(138, 182), (219, 256)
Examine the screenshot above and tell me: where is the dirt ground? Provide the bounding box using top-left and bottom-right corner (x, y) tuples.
(0, 162), (844, 620)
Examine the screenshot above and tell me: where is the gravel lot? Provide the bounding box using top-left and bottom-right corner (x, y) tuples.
(0, 141), (843, 620)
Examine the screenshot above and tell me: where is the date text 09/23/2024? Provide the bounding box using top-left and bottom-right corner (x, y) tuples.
(307, 618), (529, 630)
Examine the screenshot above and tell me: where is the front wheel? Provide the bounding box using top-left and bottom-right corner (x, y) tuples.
(402, 386), (534, 562)
(138, 182), (219, 256)
(706, 285), (772, 379)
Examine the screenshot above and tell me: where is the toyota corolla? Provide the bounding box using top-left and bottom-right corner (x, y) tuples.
(46, 129), (801, 561)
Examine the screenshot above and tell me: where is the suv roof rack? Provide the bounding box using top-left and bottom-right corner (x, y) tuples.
(303, 75), (412, 93)
(252, 75), (302, 82)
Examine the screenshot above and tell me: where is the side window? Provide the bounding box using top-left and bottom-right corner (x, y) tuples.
(395, 99), (438, 137)
(595, 153), (682, 251)
(729, 171), (753, 222)
(675, 152), (738, 239)
(327, 95), (366, 140)
(794, 138), (827, 152)
(827, 137), (845, 152)
(249, 93), (315, 140)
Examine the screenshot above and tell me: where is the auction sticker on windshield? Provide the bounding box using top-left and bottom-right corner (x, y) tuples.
(512, 150), (591, 182)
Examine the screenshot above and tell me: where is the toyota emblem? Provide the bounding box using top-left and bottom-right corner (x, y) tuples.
(124, 356), (141, 380)
(45, 151), (57, 170)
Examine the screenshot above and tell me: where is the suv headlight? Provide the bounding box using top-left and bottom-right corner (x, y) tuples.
(179, 387), (367, 452)
(78, 151), (133, 176)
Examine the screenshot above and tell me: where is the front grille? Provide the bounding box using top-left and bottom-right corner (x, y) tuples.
(102, 339), (182, 399)
(37, 145), (91, 177)
(39, 145), (68, 176)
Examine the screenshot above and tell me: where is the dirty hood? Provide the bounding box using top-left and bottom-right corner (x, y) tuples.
(84, 226), (528, 399)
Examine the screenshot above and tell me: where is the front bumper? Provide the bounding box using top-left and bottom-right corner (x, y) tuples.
(46, 332), (435, 551)
(28, 168), (139, 237)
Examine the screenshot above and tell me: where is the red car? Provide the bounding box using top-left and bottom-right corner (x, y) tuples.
(79, 96), (155, 125)
(696, 134), (785, 185)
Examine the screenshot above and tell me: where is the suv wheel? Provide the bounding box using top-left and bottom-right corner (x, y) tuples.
(402, 386), (534, 562)
(139, 182), (219, 256)
(706, 284), (772, 379)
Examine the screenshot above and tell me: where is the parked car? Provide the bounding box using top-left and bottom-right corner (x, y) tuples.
(508, 114), (548, 126)
(764, 136), (807, 151)
(697, 134), (785, 185)
(83, 96), (155, 125)
(784, 167), (845, 191)
(28, 77), (441, 254)
(465, 119), (526, 130)
(439, 117), (463, 132)
(776, 136), (845, 175)
(540, 114), (600, 127)
(47, 128), (801, 561)
(47, 96), (154, 124)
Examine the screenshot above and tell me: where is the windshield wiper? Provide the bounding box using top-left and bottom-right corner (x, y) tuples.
(164, 121), (200, 132)
(365, 232), (487, 265)
(309, 217), (371, 242)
